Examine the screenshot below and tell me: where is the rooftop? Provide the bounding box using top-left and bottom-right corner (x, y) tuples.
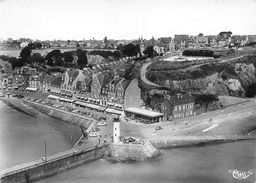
(125, 107), (164, 118)
(166, 94), (194, 106)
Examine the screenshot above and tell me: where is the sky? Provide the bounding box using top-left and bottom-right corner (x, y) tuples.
(0, 0), (256, 40)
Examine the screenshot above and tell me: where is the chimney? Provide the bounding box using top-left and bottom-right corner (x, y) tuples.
(114, 73), (119, 80)
(177, 93), (182, 99)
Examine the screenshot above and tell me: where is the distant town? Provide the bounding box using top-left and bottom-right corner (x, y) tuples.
(1, 32), (256, 51)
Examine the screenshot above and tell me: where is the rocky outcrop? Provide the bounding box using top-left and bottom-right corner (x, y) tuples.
(235, 63), (256, 88)
(164, 73), (245, 97)
(109, 141), (160, 161)
(159, 62), (256, 97)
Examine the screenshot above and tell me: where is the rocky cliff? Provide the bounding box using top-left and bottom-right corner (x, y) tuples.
(151, 55), (256, 97)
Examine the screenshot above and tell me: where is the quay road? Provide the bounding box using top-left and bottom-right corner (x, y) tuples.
(140, 61), (161, 87)
(26, 100), (114, 145)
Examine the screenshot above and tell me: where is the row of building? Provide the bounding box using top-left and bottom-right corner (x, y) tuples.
(1, 63), (197, 122)
(138, 33), (256, 55)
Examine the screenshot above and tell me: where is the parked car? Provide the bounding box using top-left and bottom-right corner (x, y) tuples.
(72, 109), (80, 113)
(16, 94), (24, 99)
(97, 121), (107, 127)
(155, 126), (163, 131)
(31, 98), (37, 102)
(123, 137), (136, 143)
(36, 99), (42, 103)
(89, 132), (100, 137)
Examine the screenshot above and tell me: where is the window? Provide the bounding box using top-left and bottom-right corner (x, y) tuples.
(163, 105), (166, 111)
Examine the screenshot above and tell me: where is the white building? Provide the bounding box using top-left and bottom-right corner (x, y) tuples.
(113, 117), (120, 143)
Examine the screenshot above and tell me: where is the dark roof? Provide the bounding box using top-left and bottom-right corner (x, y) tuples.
(158, 37), (172, 43)
(101, 72), (113, 87)
(44, 74), (55, 83)
(120, 78), (131, 90)
(82, 68), (93, 76)
(81, 76), (92, 86)
(51, 76), (62, 86)
(173, 35), (189, 44)
(165, 94), (194, 106)
(70, 69), (79, 83)
(95, 72), (105, 86)
(109, 77), (122, 87)
(67, 69), (76, 79)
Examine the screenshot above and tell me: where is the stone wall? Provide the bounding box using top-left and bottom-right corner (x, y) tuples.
(0, 145), (109, 183)
(149, 135), (255, 149)
(25, 101), (92, 127)
(0, 98), (39, 117)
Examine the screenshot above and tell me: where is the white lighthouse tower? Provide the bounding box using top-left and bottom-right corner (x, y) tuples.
(113, 116), (120, 143)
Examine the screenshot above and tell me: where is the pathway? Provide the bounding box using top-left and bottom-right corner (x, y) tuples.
(140, 61), (161, 87)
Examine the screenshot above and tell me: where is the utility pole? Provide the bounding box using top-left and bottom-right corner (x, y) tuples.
(44, 140), (47, 162)
(70, 135), (73, 148)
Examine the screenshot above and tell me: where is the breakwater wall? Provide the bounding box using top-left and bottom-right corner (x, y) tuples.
(0, 98), (38, 117)
(25, 101), (93, 128)
(149, 135), (256, 149)
(0, 144), (110, 183)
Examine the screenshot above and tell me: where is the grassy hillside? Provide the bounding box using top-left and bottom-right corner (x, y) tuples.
(147, 55), (256, 83)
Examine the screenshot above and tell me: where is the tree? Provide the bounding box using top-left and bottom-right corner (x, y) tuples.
(9, 57), (18, 69)
(143, 46), (157, 58)
(19, 46), (32, 63)
(218, 31), (232, 39)
(28, 43), (36, 49)
(116, 43), (123, 51)
(45, 50), (63, 66)
(11, 57), (25, 68)
(76, 49), (88, 69)
(30, 53), (44, 65)
(103, 36), (108, 44)
(122, 43), (140, 57)
(35, 42), (42, 49)
(63, 51), (74, 63)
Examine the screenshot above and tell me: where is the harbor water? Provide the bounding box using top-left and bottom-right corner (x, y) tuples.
(0, 101), (81, 170)
(38, 139), (256, 183)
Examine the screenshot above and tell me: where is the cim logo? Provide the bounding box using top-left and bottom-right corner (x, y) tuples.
(228, 169), (256, 181)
